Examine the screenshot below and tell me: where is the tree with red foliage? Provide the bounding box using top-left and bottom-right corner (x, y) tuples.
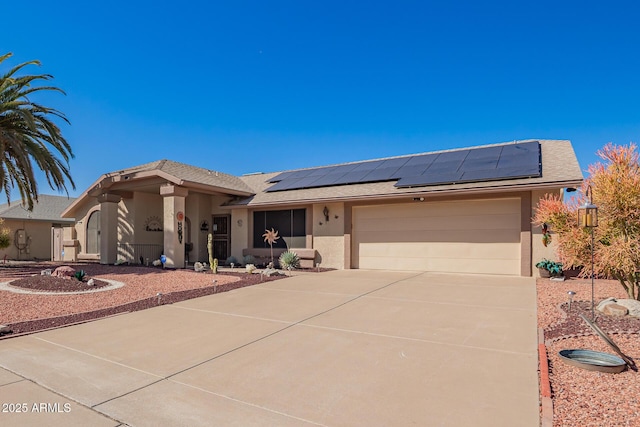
(533, 143), (640, 300)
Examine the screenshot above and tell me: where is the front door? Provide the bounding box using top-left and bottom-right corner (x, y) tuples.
(212, 215), (230, 261)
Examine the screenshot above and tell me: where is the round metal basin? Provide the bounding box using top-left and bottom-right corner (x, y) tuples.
(558, 349), (627, 373)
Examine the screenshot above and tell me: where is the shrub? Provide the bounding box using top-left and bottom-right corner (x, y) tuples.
(74, 270), (86, 281)
(243, 254), (256, 265)
(0, 219), (10, 250)
(536, 259), (563, 276)
(226, 256), (238, 266)
(279, 251), (300, 270)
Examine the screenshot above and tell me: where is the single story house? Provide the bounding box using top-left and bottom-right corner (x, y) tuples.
(60, 139), (583, 276)
(0, 194), (76, 261)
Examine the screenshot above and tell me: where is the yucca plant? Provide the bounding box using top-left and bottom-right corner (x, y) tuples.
(279, 251), (300, 272)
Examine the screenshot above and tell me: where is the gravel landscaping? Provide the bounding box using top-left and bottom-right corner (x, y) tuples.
(3, 263), (639, 425)
(0, 263), (285, 336)
(537, 277), (640, 426)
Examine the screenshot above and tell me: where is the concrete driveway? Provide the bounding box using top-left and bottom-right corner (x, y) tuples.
(0, 270), (539, 426)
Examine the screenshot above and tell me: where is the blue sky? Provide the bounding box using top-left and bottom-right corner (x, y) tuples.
(4, 1), (639, 200)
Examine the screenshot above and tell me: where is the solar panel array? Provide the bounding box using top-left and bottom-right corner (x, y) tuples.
(265, 141), (541, 192)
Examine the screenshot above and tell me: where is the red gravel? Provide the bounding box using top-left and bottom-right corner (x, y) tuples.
(0, 263), (285, 335)
(537, 277), (640, 426)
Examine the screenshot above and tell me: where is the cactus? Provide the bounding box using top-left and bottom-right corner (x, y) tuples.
(213, 258), (218, 273)
(207, 233), (215, 273)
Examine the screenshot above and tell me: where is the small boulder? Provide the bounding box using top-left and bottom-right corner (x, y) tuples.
(615, 299), (640, 318)
(40, 269), (52, 276)
(596, 297), (617, 311)
(87, 278), (95, 287)
(602, 303), (629, 317)
(52, 266), (75, 279)
(261, 268), (282, 277)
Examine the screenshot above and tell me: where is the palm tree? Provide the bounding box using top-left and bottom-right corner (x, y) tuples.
(0, 52), (75, 210)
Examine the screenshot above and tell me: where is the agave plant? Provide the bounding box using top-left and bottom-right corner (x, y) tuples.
(279, 251), (300, 272)
(262, 228), (280, 265)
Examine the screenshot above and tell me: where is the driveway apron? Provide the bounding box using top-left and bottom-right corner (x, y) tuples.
(0, 270), (539, 426)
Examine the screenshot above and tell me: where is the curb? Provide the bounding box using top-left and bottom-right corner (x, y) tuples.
(538, 327), (553, 427)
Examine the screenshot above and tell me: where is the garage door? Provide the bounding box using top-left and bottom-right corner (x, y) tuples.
(352, 198), (521, 275)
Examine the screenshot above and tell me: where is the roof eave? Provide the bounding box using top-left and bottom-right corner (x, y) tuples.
(223, 179), (584, 209)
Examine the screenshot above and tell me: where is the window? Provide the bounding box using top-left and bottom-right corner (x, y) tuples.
(253, 209), (306, 249)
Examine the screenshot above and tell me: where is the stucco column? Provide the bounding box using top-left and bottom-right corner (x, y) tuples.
(160, 184), (188, 268)
(97, 193), (121, 265)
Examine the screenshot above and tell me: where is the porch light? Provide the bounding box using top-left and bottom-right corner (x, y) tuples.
(323, 206), (329, 221)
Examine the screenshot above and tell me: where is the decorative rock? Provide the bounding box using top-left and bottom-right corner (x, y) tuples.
(615, 299), (640, 318)
(0, 325), (11, 335)
(194, 262), (205, 272)
(261, 268), (282, 277)
(245, 264), (256, 274)
(40, 269), (52, 276)
(596, 297), (617, 311)
(87, 278), (95, 287)
(52, 266), (75, 279)
(602, 303), (629, 317)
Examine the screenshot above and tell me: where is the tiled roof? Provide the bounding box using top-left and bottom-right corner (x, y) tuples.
(0, 194), (76, 222)
(230, 140), (583, 207)
(113, 159), (255, 194)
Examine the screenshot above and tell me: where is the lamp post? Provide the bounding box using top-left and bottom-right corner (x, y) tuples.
(577, 185), (598, 320)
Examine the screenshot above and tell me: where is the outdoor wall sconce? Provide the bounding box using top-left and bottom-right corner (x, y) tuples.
(577, 184), (598, 319)
(237, 219), (243, 227)
(323, 206), (329, 221)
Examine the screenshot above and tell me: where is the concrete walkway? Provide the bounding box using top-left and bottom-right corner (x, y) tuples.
(0, 270), (539, 426)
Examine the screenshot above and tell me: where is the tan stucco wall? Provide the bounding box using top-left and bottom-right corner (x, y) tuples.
(231, 209), (249, 262)
(531, 188), (563, 277)
(71, 198), (100, 257)
(312, 202), (346, 269)
(132, 192), (163, 245)
(0, 220), (56, 260)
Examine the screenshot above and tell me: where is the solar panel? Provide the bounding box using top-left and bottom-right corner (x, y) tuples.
(308, 172), (349, 187)
(395, 172), (463, 187)
(268, 171), (296, 183)
(461, 157), (499, 171)
(351, 160), (385, 172)
(266, 141), (542, 192)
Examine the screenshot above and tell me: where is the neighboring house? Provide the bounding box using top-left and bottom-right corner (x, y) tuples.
(0, 195), (76, 261)
(61, 140), (583, 276)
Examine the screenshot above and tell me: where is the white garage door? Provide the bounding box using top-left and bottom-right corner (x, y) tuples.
(352, 198), (521, 275)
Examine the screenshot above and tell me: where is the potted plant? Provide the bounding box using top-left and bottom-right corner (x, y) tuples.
(536, 259), (563, 278)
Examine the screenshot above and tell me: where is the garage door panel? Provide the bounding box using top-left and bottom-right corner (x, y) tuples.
(361, 199), (520, 219)
(356, 214), (520, 233)
(358, 242), (520, 260)
(358, 256), (521, 275)
(353, 199), (521, 275)
(356, 229), (520, 245)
